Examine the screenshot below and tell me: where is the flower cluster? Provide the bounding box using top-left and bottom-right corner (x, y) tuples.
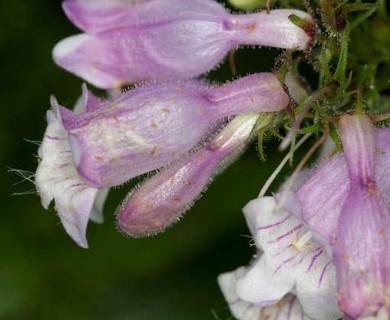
(35, 0), (390, 319)
(37, 0), (311, 247)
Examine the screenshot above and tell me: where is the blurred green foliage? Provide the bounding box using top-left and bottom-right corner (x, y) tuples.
(1, 1), (306, 319)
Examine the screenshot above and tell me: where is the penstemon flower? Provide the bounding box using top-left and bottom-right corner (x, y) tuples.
(53, 0), (313, 88)
(218, 196), (341, 320)
(295, 125), (390, 246)
(335, 115), (390, 318)
(57, 73), (288, 188)
(35, 73), (288, 247)
(282, 115), (390, 318)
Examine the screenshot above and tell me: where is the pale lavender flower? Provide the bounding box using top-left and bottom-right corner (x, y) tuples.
(61, 73), (288, 188)
(288, 115), (390, 318)
(53, 0), (313, 88)
(295, 126), (390, 245)
(117, 113), (258, 237)
(36, 73), (288, 247)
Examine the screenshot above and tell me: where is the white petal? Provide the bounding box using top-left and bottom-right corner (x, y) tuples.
(244, 196), (276, 235)
(89, 188), (109, 224)
(35, 105), (98, 248)
(261, 294), (310, 320)
(236, 255), (293, 305)
(52, 33), (90, 61)
(219, 266), (311, 320)
(73, 83), (89, 115)
(218, 267), (262, 320)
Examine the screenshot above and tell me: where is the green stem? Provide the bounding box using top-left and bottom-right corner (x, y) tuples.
(334, 29), (349, 86)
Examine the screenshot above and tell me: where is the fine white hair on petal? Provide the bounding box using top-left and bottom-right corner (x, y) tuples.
(35, 103), (99, 248)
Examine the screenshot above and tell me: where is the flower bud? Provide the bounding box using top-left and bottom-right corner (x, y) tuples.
(117, 113), (258, 237)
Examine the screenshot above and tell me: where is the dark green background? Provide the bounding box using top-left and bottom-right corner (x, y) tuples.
(1, 1), (297, 319)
